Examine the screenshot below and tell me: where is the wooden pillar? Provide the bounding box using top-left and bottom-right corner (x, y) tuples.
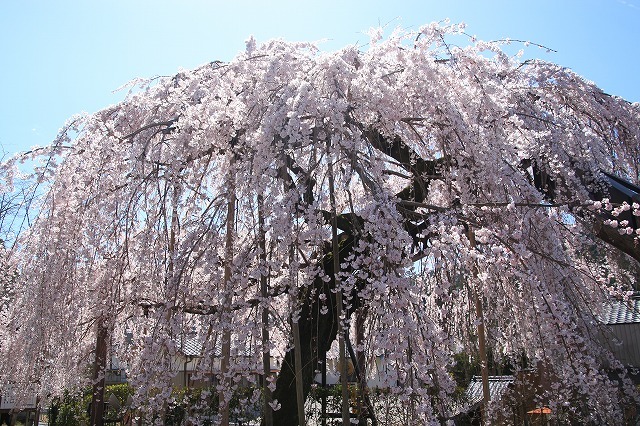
(34, 401), (41, 426)
(355, 307), (366, 423)
(258, 194), (273, 426)
(327, 144), (350, 426)
(467, 228), (490, 422)
(291, 234), (305, 426)
(292, 315), (306, 426)
(219, 158), (236, 426)
(321, 351), (327, 426)
(90, 320), (108, 426)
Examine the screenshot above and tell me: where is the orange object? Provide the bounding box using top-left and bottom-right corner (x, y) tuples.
(527, 407), (552, 414)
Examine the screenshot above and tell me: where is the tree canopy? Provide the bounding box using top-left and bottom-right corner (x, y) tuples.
(1, 22), (640, 424)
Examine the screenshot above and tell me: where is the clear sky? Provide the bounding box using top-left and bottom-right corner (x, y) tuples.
(0, 0), (638, 157)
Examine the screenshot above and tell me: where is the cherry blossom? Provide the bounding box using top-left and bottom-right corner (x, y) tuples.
(0, 22), (639, 425)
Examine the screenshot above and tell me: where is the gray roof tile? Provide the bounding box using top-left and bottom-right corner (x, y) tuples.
(601, 298), (640, 325)
(449, 375), (514, 417)
(464, 375), (514, 409)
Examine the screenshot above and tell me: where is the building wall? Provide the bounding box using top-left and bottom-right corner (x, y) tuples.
(608, 323), (640, 368)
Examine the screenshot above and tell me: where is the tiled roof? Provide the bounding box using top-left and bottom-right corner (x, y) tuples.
(177, 337), (254, 357)
(601, 298), (640, 325)
(464, 375), (514, 409)
(449, 375), (514, 417)
(179, 337), (203, 357)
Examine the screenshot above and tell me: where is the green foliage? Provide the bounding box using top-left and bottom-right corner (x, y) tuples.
(48, 384), (133, 426)
(308, 383), (345, 413)
(104, 383), (134, 421)
(48, 389), (89, 426)
(164, 385), (260, 425)
(449, 352), (479, 398)
(49, 383), (262, 425)
(164, 386), (213, 426)
(106, 383), (134, 403)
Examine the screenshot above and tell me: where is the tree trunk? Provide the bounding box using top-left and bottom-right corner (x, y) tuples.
(271, 232), (356, 425)
(270, 130), (446, 424)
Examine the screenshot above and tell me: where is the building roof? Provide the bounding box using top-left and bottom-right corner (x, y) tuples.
(464, 375), (514, 409)
(449, 375), (514, 418)
(179, 337), (203, 357)
(176, 336), (256, 358)
(601, 298), (640, 325)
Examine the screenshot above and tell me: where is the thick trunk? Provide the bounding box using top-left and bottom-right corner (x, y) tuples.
(272, 233), (355, 425)
(271, 128), (441, 425)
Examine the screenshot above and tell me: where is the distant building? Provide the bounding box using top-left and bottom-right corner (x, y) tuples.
(601, 296), (640, 369)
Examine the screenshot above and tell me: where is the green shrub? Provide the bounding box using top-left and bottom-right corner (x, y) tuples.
(48, 384), (133, 426)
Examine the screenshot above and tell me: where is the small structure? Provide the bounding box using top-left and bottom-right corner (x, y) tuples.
(0, 385), (40, 426)
(449, 375), (514, 424)
(172, 336), (281, 389)
(601, 296), (640, 369)
(105, 355), (128, 385)
(464, 375), (514, 413)
(174, 337), (204, 388)
(527, 406), (552, 425)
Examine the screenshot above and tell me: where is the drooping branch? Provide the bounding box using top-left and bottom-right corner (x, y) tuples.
(528, 159), (640, 262)
(119, 118), (179, 142)
(134, 284), (289, 316)
(357, 123), (448, 207)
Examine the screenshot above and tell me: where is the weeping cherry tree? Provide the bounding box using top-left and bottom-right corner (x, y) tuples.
(1, 22), (640, 425)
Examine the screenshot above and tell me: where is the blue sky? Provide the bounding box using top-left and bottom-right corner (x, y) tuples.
(0, 0), (638, 157)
